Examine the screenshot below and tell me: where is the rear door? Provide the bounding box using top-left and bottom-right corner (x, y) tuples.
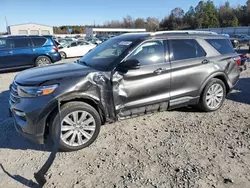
(169, 38), (210, 106)
(0, 38), (14, 69)
(112, 39), (171, 117)
(11, 37), (36, 66)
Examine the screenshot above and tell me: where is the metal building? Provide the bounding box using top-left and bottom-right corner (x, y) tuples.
(86, 27), (146, 37)
(7, 23), (53, 35)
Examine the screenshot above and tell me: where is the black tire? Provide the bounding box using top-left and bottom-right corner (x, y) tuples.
(49, 102), (101, 152)
(198, 78), (226, 112)
(60, 51), (67, 59)
(35, 56), (52, 67)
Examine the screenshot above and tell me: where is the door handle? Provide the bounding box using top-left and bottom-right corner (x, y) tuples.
(154, 68), (165, 74)
(201, 59), (210, 64)
(7, 51), (13, 55)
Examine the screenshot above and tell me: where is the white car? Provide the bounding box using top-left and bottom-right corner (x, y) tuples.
(59, 41), (96, 59)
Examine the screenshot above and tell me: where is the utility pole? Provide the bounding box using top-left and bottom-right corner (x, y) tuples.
(5, 16), (8, 33)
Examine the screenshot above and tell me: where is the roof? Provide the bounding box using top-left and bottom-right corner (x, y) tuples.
(113, 31), (227, 41)
(88, 28), (146, 32)
(8, 23), (52, 28)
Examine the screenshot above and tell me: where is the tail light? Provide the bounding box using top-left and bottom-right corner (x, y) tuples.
(54, 47), (59, 52)
(233, 56), (241, 66)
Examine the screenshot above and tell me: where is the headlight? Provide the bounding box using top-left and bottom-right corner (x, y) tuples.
(18, 84), (58, 97)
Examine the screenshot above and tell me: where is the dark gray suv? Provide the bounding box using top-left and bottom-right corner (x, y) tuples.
(9, 31), (240, 152)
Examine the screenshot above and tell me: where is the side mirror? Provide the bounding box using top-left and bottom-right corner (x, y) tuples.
(118, 59), (140, 70)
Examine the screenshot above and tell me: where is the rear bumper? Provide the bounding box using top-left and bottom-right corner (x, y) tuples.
(50, 52), (61, 63)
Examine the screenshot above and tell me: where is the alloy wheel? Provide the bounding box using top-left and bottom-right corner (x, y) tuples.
(38, 58), (50, 66)
(61, 111), (96, 147)
(205, 83), (224, 109)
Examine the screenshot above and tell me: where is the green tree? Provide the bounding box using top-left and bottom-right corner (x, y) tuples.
(219, 2), (239, 27)
(195, 1), (219, 28)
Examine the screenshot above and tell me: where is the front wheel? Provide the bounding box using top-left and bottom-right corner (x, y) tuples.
(198, 78), (226, 112)
(49, 102), (101, 152)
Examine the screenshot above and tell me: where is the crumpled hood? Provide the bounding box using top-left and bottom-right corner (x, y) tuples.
(15, 62), (95, 86)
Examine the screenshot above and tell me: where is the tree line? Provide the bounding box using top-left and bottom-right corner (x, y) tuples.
(53, 0), (250, 34)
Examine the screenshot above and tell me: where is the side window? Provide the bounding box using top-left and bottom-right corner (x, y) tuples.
(71, 42), (78, 47)
(31, 37), (47, 46)
(0, 38), (12, 50)
(13, 38), (31, 48)
(171, 39), (206, 61)
(205, 39), (235, 55)
(127, 40), (165, 66)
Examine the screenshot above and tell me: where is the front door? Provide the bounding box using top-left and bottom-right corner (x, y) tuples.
(112, 40), (171, 118)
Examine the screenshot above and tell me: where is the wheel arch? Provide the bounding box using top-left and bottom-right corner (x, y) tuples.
(44, 95), (107, 139)
(199, 72), (230, 96)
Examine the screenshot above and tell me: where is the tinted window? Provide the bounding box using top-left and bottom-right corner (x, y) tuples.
(71, 42), (78, 47)
(206, 39), (235, 55)
(128, 40), (165, 66)
(13, 38), (31, 48)
(171, 39), (206, 61)
(31, 37), (47, 46)
(0, 38), (12, 50)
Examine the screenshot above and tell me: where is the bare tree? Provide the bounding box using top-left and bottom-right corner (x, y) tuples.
(146, 17), (160, 31)
(123, 15), (134, 28)
(134, 18), (145, 28)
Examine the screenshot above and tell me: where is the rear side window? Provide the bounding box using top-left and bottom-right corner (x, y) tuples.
(171, 39), (206, 61)
(206, 39), (235, 55)
(31, 37), (47, 46)
(71, 42), (78, 47)
(13, 38), (31, 48)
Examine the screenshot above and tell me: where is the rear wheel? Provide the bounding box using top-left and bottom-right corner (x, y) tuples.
(35, 56), (51, 67)
(60, 51), (67, 59)
(198, 78), (226, 112)
(49, 102), (101, 152)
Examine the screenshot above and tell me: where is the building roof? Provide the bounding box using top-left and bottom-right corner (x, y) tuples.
(8, 23), (52, 28)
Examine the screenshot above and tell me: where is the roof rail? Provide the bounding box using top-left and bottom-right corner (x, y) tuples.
(151, 30), (218, 36)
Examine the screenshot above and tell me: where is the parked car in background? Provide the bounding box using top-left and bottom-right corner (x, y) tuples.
(238, 53), (249, 70)
(0, 35), (61, 70)
(58, 38), (77, 46)
(9, 31), (240, 152)
(59, 41), (96, 59)
(230, 34), (250, 51)
(85, 37), (102, 45)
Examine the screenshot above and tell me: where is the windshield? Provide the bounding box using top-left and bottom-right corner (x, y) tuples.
(79, 38), (134, 70)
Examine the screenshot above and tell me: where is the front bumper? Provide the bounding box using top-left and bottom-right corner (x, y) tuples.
(9, 95), (56, 145)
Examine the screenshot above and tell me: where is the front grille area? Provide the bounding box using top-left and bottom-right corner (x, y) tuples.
(10, 81), (20, 105)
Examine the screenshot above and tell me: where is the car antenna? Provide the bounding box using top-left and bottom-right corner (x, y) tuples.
(34, 99), (62, 187)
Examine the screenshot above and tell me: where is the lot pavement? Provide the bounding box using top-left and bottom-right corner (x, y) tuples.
(0, 58), (250, 188)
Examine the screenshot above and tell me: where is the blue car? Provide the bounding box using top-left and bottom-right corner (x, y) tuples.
(0, 35), (61, 71)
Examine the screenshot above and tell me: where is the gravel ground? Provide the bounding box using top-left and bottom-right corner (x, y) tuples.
(0, 60), (250, 188)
